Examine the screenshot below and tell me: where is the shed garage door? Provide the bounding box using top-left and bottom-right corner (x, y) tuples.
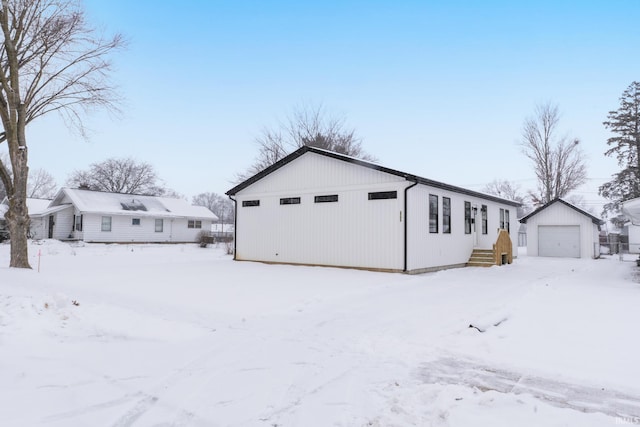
(538, 225), (580, 258)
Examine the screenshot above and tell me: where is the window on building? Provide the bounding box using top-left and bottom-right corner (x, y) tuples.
(74, 214), (83, 232)
(188, 220), (202, 229)
(464, 201), (471, 234)
(280, 197), (301, 205)
(481, 205), (488, 235)
(500, 208), (505, 230)
(443, 197), (451, 234)
(314, 194), (338, 203)
(132, 218), (141, 226)
(155, 219), (163, 232)
(242, 200), (260, 207)
(368, 191), (397, 200)
(429, 194), (439, 233)
(505, 209), (510, 233)
(101, 216), (111, 232)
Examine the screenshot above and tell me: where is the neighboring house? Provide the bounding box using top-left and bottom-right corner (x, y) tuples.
(622, 198), (640, 254)
(0, 197), (52, 240)
(3, 188), (218, 243)
(519, 198), (603, 259)
(226, 146), (520, 273)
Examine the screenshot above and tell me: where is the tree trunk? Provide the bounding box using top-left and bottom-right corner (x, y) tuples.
(5, 191), (31, 269)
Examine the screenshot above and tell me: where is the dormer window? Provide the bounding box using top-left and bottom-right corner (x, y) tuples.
(121, 199), (147, 211)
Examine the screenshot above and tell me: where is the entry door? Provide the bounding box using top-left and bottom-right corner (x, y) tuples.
(538, 225), (580, 257)
(48, 215), (54, 239)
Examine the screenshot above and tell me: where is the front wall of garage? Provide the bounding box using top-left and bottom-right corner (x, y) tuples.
(526, 203), (599, 258)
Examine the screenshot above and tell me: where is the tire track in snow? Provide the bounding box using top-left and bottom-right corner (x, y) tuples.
(416, 357), (640, 418)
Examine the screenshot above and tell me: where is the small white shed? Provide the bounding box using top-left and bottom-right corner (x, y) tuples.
(519, 198), (602, 259)
(622, 198), (640, 254)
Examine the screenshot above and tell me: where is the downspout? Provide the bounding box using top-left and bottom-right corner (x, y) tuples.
(403, 176), (419, 273)
(228, 195), (237, 260)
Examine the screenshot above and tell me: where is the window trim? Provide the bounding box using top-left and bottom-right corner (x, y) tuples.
(188, 219), (203, 229)
(280, 197), (301, 205)
(429, 194), (439, 233)
(464, 201), (472, 234)
(481, 205), (488, 235)
(155, 218), (163, 233)
(101, 216), (112, 232)
(442, 197), (451, 234)
(314, 194), (339, 203)
(368, 191), (397, 200)
(242, 200), (260, 207)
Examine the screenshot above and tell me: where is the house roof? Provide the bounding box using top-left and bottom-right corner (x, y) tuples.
(226, 146), (521, 207)
(519, 198), (602, 225)
(1, 197), (54, 218)
(49, 188), (218, 220)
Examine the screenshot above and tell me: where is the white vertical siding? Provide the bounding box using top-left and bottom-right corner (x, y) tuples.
(525, 203), (599, 258)
(236, 153), (407, 270)
(406, 185), (518, 271)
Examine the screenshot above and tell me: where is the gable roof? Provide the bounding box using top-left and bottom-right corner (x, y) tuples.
(49, 188), (218, 220)
(519, 198), (602, 225)
(227, 146), (521, 207)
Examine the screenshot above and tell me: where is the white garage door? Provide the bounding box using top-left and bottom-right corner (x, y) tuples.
(538, 225), (580, 258)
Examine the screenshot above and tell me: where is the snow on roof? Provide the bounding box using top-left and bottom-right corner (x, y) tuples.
(54, 188), (218, 220)
(1, 198), (52, 218)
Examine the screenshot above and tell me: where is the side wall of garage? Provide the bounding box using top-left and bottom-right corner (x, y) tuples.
(525, 203), (599, 259)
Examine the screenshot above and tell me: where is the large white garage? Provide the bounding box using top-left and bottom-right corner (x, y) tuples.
(520, 199), (602, 259)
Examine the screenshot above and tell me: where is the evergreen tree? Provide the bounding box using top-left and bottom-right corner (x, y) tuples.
(599, 81), (640, 216)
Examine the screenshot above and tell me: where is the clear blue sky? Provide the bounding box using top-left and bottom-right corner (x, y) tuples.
(26, 0), (640, 213)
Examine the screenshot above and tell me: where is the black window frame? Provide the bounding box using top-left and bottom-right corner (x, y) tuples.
(429, 194), (439, 233)
(464, 201), (472, 234)
(242, 200), (260, 207)
(280, 197), (301, 205)
(505, 209), (510, 233)
(132, 218), (141, 226)
(368, 191), (397, 200)
(314, 194), (339, 203)
(442, 197), (451, 234)
(500, 208), (505, 230)
(481, 205), (488, 235)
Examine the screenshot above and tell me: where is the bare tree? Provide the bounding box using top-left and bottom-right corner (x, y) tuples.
(238, 103), (375, 181)
(192, 192), (234, 223)
(0, 0), (124, 268)
(66, 157), (169, 196)
(521, 103), (587, 206)
(482, 179), (530, 217)
(28, 168), (56, 198)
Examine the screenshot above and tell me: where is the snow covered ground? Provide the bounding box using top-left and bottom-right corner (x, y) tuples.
(1, 240), (639, 426)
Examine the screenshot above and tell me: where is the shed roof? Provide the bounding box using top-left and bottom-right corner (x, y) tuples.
(227, 146), (521, 207)
(519, 198), (602, 225)
(49, 188), (218, 220)
(622, 197), (640, 224)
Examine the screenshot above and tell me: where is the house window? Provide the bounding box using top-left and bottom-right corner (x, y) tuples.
(443, 197), (451, 234)
(505, 209), (510, 233)
(314, 194), (338, 203)
(481, 205), (488, 235)
(429, 194), (438, 233)
(155, 219), (163, 232)
(74, 214), (83, 232)
(280, 197), (301, 205)
(101, 216), (111, 232)
(464, 201), (471, 234)
(132, 218), (141, 226)
(242, 200), (260, 207)
(368, 191), (397, 200)
(188, 220), (202, 229)
(500, 208), (505, 230)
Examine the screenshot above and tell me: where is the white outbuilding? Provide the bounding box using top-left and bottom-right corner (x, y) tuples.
(622, 197), (640, 254)
(519, 198), (603, 259)
(226, 146), (520, 273)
